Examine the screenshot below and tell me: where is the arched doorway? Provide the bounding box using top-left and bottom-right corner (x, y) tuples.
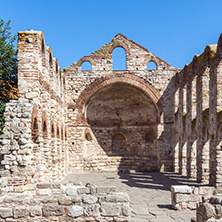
(84, 82), (159, 171)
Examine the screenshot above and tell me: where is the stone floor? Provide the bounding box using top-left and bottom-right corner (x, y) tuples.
(62, 171), (201, 222)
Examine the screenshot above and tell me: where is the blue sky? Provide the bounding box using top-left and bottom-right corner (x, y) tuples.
(1, 0), (222, 69)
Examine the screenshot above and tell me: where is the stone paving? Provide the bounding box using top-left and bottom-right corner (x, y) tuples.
(63, 171), (201, 222)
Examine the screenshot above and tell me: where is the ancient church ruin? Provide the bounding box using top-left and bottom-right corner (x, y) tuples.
(1, 30), (222, 189)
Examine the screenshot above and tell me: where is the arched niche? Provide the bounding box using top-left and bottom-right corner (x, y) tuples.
(112, 133), (126, 155)
(86, 82), (159, 127)
(83, 82), (159, 168)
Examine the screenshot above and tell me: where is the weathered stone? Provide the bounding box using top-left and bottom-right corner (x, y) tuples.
(13, 206), (29, 218)
(30, 206), (42, 217)
(67, 205), (83, 218)
(42, 205), (65, 216)
(84, 204), (100, 217)
(121, 203), (131, 216)
(105, 193), (129, 202)
(0, 208), (13, 218)
(82, 195), (98, 204)
(66, 186), (78, 196)
(171, 185), (192, 194)
(58, 196), (72, 205)
(101, 202), (122, 216)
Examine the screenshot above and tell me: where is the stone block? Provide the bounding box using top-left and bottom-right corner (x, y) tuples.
(42, 205), (65, 216)
(13, 206), (29, 218)
(77, 187), (90, 194)
(71, 194), (81, 204)
(101, 202), (122, 216)
(67, 205), (83, 218)
(197, 203), (216, 220)
(82, 195), (98, 204)
(97, 186), (116, 193)
(84, 204), (100, 217)
(105, 193), (129, 202)
(0, 208), (13, 218)
(66, 186), (78, 196)
(187, 202), (197, 210)
(58, 196), (72, 205)
(171, 185), (192, 194)
(29, 206), (42, 217)
(121, 203), (131, 216)
(37, 188), (52, 196)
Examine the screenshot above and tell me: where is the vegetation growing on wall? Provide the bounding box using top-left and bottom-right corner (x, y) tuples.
(0, 20), (18, 132)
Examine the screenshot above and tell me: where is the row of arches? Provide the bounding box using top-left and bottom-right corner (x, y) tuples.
(80, 47), (157, 71)
(31, 107), (67, 143)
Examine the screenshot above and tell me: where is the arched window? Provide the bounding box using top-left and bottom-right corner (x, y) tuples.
(112, 47), (126, 70)
(147, 61), (157, 70)
(112, 133), (126, 154)
(81, 61), (92, 71)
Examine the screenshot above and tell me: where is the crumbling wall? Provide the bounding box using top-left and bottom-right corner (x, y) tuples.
(0, 30), (68, 184)
(65, 34), (178, 172)
(173, 34), (222, 186)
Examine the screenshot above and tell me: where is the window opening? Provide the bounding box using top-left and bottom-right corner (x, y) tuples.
(113, 47), (126, 70)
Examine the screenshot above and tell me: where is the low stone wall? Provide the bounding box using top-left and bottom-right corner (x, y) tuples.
(171, 185), (215, 210)
(0, 182), (130, 221)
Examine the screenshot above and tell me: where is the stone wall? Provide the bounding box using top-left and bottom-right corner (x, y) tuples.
(1, 30), (222, 187)
(171, 185), (216, 210)
(0, 182), (130, 221)
(0, 30), (68, 184)
(173, 35), (222, 186)
(65, 34), (178, 172)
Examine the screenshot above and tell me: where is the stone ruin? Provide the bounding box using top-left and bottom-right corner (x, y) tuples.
(1, 30), (222, 221)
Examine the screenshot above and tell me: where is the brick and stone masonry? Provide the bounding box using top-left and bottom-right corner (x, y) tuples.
(1, 30), (222, 192)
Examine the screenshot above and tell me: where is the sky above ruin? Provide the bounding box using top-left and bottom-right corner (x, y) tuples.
(1, 0), (222, 69)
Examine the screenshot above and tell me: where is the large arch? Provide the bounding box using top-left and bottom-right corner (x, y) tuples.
(71, 75), (161, 171)
(74, 73), (161, 125)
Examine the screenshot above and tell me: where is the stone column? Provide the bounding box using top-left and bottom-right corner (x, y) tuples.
(196, 74), (203, 183)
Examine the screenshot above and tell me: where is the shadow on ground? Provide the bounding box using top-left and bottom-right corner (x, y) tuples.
(118, 171), (205, 191)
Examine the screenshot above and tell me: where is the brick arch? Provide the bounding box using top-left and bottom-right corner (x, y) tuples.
(145, 58), (160, 68)
(31, 106), (40, 143)
(42, 110), (48, 138)
(108, 41), (130, 54)
(74, 74), (161, 124)
(77, 56), (95, 67)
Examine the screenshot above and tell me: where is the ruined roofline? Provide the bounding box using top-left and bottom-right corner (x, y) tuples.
(114, 33), (149, 53)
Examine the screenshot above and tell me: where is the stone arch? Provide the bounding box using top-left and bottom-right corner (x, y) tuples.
(112, 47), (126, 70)
(57, 123), (60, 139)
(112, 133), (126, 155)
(42, 110), (48, 138)
(31, 106), (40, 143)
(74, 74), (161, 124)
(147, 60), (157, 70)
(108, 41), (130, 55)
(51, 119), (55, 138)
(77, 56), (95, 68)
